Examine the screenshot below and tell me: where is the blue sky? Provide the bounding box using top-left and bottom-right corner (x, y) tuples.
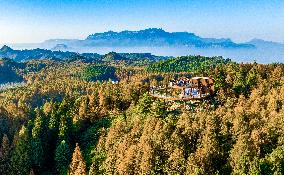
(0, 0), (283, 43)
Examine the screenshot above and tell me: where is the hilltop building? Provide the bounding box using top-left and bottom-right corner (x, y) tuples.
(150, 77), (214, 101)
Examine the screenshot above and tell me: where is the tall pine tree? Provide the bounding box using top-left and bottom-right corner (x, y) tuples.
(11, 125), (31, 175)
(55, 140), (72, 175)
(69, 143), (87, 175)
(31, 109), (45, 173)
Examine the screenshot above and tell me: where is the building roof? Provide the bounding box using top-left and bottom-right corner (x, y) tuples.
(191, 77), (210, 80)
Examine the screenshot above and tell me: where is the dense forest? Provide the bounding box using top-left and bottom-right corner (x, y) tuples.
(0, 53), (284, 175)
(146, 55), (231, 73)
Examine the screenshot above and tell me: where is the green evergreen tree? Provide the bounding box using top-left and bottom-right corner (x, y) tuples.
(30, 138), (44, 171)
(55, 140), (72, 175)
(267, 145), (284, 174)
(137, 93), (153, 116)
(48, 111), (59, 132)
(151, 100), (167, 119)
(214, 66), (226, 91)
(31, 109), (45, 170)
(58, 115), (73, 142)
(11, 125), (31, 175)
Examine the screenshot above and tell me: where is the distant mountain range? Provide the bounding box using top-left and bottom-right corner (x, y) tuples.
(6, 28), (284, 63)
(84, 28), (254, 48)
(245, 39), (284, 49)
(40, 28), (254, 49)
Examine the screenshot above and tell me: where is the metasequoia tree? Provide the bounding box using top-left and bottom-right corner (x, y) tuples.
(69, 143), (87, 175)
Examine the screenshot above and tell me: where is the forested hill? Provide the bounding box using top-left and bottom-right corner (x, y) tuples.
(0, 58), (23, 84)
(0, 45), (77, 61)
(0, 45), (167, 63)
(0, 53), (284, 174)
(147, 55), (231, 73)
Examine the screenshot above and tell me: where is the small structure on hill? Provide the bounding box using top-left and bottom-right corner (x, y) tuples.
(150, 77), (214, 101)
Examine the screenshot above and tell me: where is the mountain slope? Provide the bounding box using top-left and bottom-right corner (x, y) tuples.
(85, 28), (254, 49)
(246, 39), (284, 49)
(0, 45), (78, 61)
(0, 58), (23, 84)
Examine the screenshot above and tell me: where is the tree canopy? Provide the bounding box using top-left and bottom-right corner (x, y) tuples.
(0, 54), (283, 174)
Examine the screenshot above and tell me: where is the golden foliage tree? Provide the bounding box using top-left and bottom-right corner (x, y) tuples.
(69, 143), (87, 175)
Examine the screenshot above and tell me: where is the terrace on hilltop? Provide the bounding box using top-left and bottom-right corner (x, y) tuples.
(150, 76), (214, 101)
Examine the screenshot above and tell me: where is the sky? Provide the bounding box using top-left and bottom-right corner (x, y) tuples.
(0, 0), (284, 44)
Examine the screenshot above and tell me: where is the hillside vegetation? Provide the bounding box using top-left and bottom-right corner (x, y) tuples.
(81, 65), (117, 82)
(147, 55), (231, 73)
(0, 54), (283, 175)
(0, 58), (23, 84)
(0, 45), (167, 63)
